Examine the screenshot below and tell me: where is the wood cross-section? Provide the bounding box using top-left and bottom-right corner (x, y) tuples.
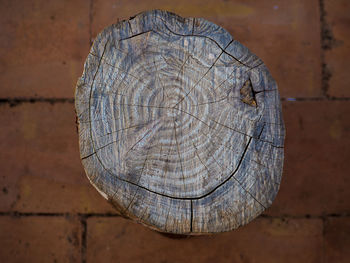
(75, 10), (285, 235)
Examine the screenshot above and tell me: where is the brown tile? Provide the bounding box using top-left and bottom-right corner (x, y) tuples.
(0, 216), (81, 262)
(324, 0), (350, 97)
(266, 101), (350, 216)
(87, 216), (323, 263)
(0, 103), (116, 214)
(92, 0), (322, 98)
(0, 0), (90, 98)
(1, 100), (348, 218)
(324, 217), (350, 263)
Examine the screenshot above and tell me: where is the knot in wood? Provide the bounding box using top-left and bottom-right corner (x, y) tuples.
(75, 10), (285, 234)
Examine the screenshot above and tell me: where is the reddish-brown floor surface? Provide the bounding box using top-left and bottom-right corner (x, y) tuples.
(0, 0), (349, 262)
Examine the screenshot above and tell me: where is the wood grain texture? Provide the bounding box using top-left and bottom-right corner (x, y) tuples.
(75, 10), (285, 234)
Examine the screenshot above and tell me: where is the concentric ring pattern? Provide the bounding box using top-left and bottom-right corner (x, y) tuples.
(75, 10), (285, 234)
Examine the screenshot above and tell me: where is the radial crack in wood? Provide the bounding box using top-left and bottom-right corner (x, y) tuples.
(75, 10), (285, 235)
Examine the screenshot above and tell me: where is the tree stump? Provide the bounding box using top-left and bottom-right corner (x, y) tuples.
(75, 10), (285, 234)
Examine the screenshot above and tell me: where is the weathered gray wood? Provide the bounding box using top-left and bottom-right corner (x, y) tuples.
(75, 10), (285, 234)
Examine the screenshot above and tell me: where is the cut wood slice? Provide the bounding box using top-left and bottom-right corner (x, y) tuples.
(75, 10), (285, 235)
